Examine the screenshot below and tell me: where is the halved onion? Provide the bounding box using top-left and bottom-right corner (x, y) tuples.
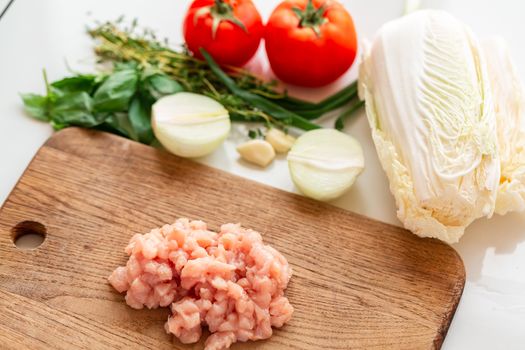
(152, 92), (231, 158)
(288, 129), (364, 201)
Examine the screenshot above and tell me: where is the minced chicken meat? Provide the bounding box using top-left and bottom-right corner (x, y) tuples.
(108, 218), (293, 350)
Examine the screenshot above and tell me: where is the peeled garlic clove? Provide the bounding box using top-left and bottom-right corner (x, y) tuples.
(288, 129), (364, 201)
(237, 140), (276, 167)
(265, 128), (296, 153)
(152, 92), (230, 158)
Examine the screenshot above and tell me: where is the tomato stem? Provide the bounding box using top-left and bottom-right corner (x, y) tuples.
(292, 0), (327, 37)
(213, 0), (229, 15)
(209, 0), (247, 39)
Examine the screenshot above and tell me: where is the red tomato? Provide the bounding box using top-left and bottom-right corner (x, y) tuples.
(265, 0), (357, 87)
(183, 0), (264, 66)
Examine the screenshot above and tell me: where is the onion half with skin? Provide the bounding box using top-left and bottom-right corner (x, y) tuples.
(288, 129), (364, 201)
(152, 93), (231, 158)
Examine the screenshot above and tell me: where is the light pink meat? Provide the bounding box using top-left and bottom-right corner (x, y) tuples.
(108, 219), (293, 350)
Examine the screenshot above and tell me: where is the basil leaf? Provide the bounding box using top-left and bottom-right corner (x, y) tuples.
(114, 61), (139, 71)
(129, 96), (154, 144)
(49, 91), (102, 127)
(50, 120), (68, 131)
(22, 64), (176, 144)
(148, 74), (183, 97)
(50, 75), (98, 96)
(20, 93), (49, 121)
(97, 113), (135, 139)
(140, 72), (183, 103)
(93, 68), (138, 112)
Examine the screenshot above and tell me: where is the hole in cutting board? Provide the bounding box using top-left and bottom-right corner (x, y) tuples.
(11, 221), (47, 249)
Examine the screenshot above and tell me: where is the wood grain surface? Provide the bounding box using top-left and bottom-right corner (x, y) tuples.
(0, 128), (465, 349)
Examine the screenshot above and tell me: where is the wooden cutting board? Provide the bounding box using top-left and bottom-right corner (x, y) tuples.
(0, 128), (465, 349)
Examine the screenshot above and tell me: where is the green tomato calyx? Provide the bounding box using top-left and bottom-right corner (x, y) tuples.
(208, 0), (248, 39)
(292, 0), (328, 37)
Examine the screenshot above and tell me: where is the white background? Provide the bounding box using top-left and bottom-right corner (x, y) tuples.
(1, 0), (525, 348)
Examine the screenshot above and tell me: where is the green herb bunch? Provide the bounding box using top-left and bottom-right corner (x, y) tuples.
(89, 21), (287, 127)
(21, 62), (182, 144)
(21, 20), (363, 146)
(89, 20), (362, 130)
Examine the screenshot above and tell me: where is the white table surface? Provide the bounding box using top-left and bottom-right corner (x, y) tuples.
(1, 0), (525, 348)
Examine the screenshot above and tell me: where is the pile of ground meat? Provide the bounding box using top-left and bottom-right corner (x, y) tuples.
(108, 218), (293, 350)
